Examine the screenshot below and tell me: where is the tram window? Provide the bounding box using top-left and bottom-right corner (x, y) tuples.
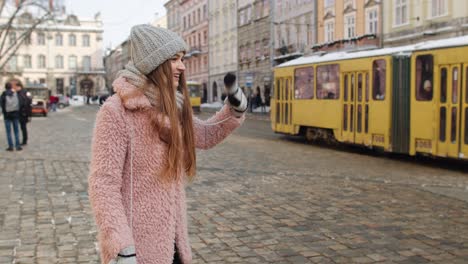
(317, 64), (340, 99)
(416, 55), (433, 101)
(294, 67), (314, 99)
(343, 105), (348, 131)
(466, 68), (468, 104)
(275, 79), (280, 99)
(465, 108), (468, 145)
(452, 67), (458, 104)
(357, 105), (362, 132)
(358, 74), (363, 102)
(365, 73), (369, 102)
(372, 59), (386, 100)
(440, 68), (447, 103)
(344, 75), (348, 101)
(440, 107), (446, 142)
(451, 107), (457, 143)
(351, 74), (355, 101)
(365, 105), (369, 133)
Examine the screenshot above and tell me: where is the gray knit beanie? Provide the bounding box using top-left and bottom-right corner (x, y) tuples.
(130, 24), (188, 75)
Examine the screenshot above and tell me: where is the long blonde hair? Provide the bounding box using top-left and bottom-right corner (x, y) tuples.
(147, 60), (196, 181)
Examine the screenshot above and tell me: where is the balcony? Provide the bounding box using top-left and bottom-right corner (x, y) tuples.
(76, 67), (106, 74)
(3, 65), (24, 73)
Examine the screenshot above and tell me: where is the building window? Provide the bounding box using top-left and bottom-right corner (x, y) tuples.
(324, 0), (335, 8)
(183, 16), (186, 29)
(431, 0), (447, 18)
(255, 1), (262, 20)
(324, 20), (334, 42)
(262, 0), (269, 17)
(23, 55), (32, 68)
(69, 34), (76, 46)
(9, 32), (16, 45)
(55, 55), (64, 69)
(24, 34), (31, 45)
(82, 35), (90, 47)
(394, 0), (408, 26)
(38, 55), (46, 68)
(69, 55), (77, 69)
(82, 56), (91, 70)
(55, 34), (63, 46)
(56, 78), (64, 94)
(7, 55), (17, 70)
(263, 38), (269, 57)
(255, 41), (261, 58)
(344, 14), (355, 38)
(366, 8), (378, 34)
(37, 32), (45, 45)
(239, 9), (245, 25)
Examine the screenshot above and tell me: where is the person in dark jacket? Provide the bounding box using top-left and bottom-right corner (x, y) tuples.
(11, 79), (32, 145)
(0, 82), (22, 151)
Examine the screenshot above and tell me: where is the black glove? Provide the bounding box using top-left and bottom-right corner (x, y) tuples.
(224, 72), (247, 117)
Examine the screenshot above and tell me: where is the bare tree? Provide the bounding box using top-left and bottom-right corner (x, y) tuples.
(0, 0), (54, 71)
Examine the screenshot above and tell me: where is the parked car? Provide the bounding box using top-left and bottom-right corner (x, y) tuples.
(70, 95), (85, 106)
(57, 95), (70, 109)
(31, 99), (48, 117)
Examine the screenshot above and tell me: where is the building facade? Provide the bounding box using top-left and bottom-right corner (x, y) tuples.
(315, 0), (382, 51)
(273, 0), (317, 65)
(383, 0), (468, 46)
(0, 10), (105, 96)
(180, 0), (209, 100)
(238, 0), (272, 106)
(165, 0), (183, 35)
(103, 39), (130, 92)
(208, 0), (238, 103)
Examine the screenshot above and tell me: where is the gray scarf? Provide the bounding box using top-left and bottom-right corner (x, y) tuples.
(116, 62), (160, 107)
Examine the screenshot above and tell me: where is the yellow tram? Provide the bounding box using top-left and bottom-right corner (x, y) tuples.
(271, 36), (468, 160)
(187, 81), (202, 112)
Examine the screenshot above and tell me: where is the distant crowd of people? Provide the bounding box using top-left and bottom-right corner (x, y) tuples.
(1, 79), (32, 151)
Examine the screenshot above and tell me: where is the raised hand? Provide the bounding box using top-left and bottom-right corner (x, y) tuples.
(223, 72), (247, 117)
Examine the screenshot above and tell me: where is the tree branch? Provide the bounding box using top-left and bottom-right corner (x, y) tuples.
(0, 11), (52, 70)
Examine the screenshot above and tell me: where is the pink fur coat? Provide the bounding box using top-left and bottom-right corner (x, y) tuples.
(88, 77), (244, 264)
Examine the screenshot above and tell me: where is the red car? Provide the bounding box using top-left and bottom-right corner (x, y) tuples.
(31, 99), (48, 117)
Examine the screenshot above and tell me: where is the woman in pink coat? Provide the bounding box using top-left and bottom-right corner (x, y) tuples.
(88, 25), (247, 264)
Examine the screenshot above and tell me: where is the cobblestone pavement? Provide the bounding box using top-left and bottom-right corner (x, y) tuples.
(1, 105), (468, 263)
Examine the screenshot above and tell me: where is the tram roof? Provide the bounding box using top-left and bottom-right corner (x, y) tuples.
(276, 35), (468, 68)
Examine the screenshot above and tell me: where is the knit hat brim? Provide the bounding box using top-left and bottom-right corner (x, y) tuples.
(134, 38), (188, 75)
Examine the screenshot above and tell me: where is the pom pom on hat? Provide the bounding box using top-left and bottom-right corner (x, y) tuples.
(130, 24), (188, 75)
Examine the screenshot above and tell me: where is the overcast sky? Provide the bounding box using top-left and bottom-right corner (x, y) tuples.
(66, 0), (166, 49)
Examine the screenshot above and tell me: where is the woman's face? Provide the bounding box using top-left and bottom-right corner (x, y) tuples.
(170, 52), (186, 89)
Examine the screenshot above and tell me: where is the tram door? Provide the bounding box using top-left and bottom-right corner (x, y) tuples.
(342, 72), (369, 144)
(274, 77), (294, 134)
(462, 65), (468, 158)
(437, 64), (467, 158)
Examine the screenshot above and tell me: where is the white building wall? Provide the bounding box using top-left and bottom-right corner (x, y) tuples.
(0, 13), (105, 95)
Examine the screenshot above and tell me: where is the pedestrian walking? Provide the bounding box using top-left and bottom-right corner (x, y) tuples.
(88, 24), (247, 264)
(11, 79), (32, 145)
(0, 82), (22, 151)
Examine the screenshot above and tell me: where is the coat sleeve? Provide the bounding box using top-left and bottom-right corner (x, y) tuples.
(88, 103), (135, 261)
(193, 105), (245, 150)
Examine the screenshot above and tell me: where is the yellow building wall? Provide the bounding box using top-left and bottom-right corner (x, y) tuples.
(317, 0), (368, 44)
